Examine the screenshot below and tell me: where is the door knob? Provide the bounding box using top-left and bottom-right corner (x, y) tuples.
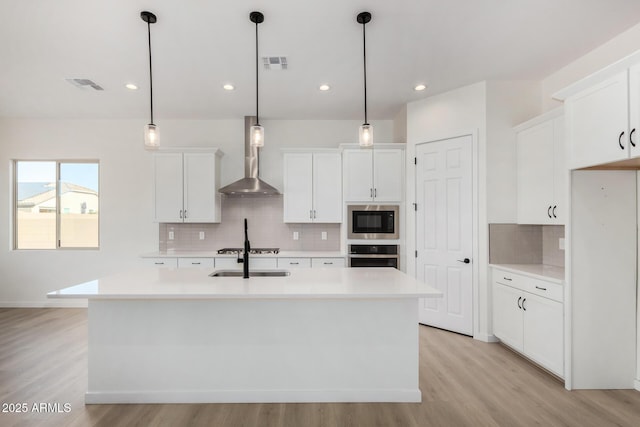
(457, 258), (471, 264)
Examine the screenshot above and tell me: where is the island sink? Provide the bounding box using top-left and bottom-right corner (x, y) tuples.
(209, 269), (291, 277)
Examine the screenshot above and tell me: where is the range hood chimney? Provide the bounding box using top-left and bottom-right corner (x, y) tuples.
(219, 117), (280, 196)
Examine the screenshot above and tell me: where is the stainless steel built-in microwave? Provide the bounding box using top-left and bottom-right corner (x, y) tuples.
(347, 205), (399, 240)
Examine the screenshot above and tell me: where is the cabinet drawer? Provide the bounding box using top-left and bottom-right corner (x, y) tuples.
(178, 258), (214, 269)
(521, 277), (563, 303)
(493, 270), (524, 288)
(312, 257), (345, 268)
(278, 258), (312, 268)
(143, 258), (178, 268)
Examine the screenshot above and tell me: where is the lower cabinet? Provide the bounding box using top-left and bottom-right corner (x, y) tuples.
(492, 268), (564, 377)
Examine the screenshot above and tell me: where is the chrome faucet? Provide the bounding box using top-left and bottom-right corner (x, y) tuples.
(243, 218), (250, 279)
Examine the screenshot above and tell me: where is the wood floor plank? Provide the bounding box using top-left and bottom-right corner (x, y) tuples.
(0, 308), (639, 427)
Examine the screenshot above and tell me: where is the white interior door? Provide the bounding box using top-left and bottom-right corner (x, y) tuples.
(416, 136), (473, 336)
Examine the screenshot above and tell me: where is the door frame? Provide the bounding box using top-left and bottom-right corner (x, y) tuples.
(407, 130), (480, 339)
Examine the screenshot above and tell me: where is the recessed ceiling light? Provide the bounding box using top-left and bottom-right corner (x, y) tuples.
(319, 84), (331, 91)
(414, 84), (427, 91)
(223, 84), (235, 91)
(125, 83), (138, 90)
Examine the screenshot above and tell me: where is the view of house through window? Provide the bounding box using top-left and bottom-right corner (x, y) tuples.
(15, 161), (99, 249)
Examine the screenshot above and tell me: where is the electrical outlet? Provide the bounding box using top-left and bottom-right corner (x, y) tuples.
(293, 231), (299, 240)
(321, 231), (327, 240)
(168, 231), (174, 240)
(199, 231), (205, 240)
(559, 237), (565, 250)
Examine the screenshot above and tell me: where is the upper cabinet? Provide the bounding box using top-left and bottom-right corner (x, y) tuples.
(561, 60), (640, 169)
(515, 109), (565, 224)
(282, 150), (342, 223)
(342, 146), (404, 202)
(153, 149), (223, 223)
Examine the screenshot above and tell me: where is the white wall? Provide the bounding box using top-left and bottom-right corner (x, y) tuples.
(0, 118), (392, 306)
(541, 22), (640, 111)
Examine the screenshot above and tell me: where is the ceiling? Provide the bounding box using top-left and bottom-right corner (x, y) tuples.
(2, 0), (640, 120)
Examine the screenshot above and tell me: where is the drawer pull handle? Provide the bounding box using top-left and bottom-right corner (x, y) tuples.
(192, 262), (201, 265)
(324, 262), (333, 265)
(154, 262), (164, 265)
(547, 206), (552, 218)
(503, 277), (512, 281)
(522, 298), (527, 311)
(631, 128), (637, 147)
(517, 296), (522, 309)
(290, 262), (299, 265)
(535, 286), (547, 291)
(619, 131), (625, 150)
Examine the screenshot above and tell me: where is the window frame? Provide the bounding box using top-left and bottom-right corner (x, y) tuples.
(13, 159), (100, 250)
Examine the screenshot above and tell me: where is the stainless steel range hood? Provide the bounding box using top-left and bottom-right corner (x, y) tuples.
(219, 116), (280, 196)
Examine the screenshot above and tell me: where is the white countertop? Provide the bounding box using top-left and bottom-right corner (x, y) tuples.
(141, 250), (345, 258)
(489, 264), (565, 283)
(48, 267), (442, 300)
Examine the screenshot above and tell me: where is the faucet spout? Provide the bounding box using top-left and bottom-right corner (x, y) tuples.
(243, 218), (250, 279)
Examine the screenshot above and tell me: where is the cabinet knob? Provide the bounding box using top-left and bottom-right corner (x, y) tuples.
(631, 128), (637, 147)
(619, 131), (625, 150)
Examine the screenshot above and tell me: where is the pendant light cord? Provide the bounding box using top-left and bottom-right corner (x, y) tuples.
(255, 21), (260, 125)
(362, 21), (368, 125)
(147, 20), (154, 125)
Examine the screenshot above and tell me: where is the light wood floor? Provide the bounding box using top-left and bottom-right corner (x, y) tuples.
(1, 308), (640, 427)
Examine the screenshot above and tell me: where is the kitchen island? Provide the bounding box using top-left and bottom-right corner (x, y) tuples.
(48, 267), (441, 404)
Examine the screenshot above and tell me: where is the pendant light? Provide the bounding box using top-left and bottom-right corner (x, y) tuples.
(141, 11), (159, 150)
(357, 12), (373, 147)
(249, 11), (265, 147)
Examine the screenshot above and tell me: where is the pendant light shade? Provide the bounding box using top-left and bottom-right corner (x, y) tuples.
(141, 11), (159, 150)
(357, 12), (373, 147)
(250, 11), (265, 147)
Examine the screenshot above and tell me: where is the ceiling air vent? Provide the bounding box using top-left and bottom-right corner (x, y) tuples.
(65, 78), (104, 91)
(262, 56), (287, 70)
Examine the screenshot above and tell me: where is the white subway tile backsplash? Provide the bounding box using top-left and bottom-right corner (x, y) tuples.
(158, 195), (341, 252)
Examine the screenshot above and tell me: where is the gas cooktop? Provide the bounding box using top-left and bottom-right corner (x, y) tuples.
(217, 248), (280, 255)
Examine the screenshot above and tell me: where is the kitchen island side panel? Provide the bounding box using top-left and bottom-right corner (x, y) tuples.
(86, 298), (420, 403)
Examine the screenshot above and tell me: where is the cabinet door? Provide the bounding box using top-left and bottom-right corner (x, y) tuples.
(373, 149), (404, 202)
(517, 121), (555, 224)
(153, 153), (184, 222)
(283, 153), (313, 223)
(628, 63), (640, 159)
(493, 282), (524, 352)
(313, 153), (342, 222)
(522, 293), (564, 377)
(565, 71), (629, 169)
(183, 153), (220, 223)
(551, 116), (566, 223)
(343, 150), (373, 202)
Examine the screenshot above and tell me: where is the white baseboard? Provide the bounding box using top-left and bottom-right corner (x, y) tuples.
(85, 389), (422, 404)
(634, 379), (640, 392)
(0, 300), (88, 308)
(474, 333), (499, 343)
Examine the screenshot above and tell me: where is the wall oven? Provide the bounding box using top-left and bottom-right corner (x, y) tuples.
(347, 205), (399, 240)
(348, 244), (399, 269)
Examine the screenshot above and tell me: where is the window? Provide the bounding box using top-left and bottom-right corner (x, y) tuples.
(14, 161), (99, 249)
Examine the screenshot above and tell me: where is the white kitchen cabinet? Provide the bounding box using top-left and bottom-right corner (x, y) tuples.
(342, 146), (404, 202)
(564, 64), (640, 169)
(177, 258), (215, 269)
(311, 257), (345, 268)
(492, 268), (564, 377)
(143, 258), (178, 268)
(153, 149), (223, 223)
(283, 151), (342, 223)
(515, 109), (565, 224)
(277, 257), (312, 268)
